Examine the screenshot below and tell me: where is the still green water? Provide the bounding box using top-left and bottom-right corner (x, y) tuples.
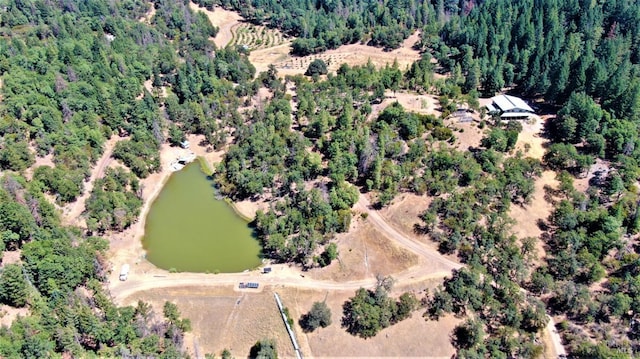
(142, 162), (261, 272)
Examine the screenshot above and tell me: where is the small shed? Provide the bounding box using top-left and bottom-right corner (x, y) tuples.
(263, 267), (272, 274)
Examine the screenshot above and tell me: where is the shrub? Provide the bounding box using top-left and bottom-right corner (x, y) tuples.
(305, 59), (328, 76)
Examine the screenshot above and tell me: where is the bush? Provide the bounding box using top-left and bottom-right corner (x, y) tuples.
(249, 339), (278, 359)
(300, 301), (332, 332)
(432, 126), (453, 141)
(305, 59), (328, 76)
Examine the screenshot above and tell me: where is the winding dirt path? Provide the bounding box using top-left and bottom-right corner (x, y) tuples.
(139, 2), (156, 24)
(109, 191), (461, 303)
(188, 2), (242, 49)
(354, 195), (462, 271)
(61, 136), (121, 227)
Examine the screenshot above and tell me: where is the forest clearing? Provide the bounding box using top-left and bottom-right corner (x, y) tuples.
(189, 2), (422, 75)
(1, 0), (638, 358)
(188, 3), (241, 48)
(249, 30), (423, 75)
(120, 285), (459, 357)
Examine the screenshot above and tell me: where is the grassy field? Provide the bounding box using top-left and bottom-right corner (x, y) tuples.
(122, 282), (458, 358)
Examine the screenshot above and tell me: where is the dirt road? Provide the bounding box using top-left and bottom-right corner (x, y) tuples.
(61, 136), (121, 227)
(188, 2), (242, 48)
(111, 265), (453, 304)
(354, 195), (463, 271)
(110, 191), (462, 303)
(546, 316), (567, 357)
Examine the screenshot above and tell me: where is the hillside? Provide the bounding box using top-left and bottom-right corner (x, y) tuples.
(1, 0), (640, 358)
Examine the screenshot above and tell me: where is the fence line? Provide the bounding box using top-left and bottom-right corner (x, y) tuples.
(273, 292), (303, 359)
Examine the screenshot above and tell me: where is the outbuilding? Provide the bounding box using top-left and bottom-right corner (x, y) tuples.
(486, 94), (534, 120)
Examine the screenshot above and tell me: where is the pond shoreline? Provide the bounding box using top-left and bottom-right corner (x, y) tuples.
(106, 135), (259, 280)
(142, 162), (262, 272)
(195, 155), (257, 222)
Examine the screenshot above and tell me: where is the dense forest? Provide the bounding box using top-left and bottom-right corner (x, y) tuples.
(2, 0), (640, 357)
(0, 0), (227, 356)
(194, 0), (441, 54)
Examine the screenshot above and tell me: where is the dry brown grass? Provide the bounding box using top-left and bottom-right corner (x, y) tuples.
(444, 115), (486, 152)
(513, 115), (548, 160)
(308, 218), (420, 282)
(23, 152), (54, 181)
(379, 193), (431, 241)
(0, 305), (29, 328)
(377, 193), (459, 264)
(250, 31), (422, 76)
(369, 91), (441, 122)
(289, 285), (458, 358)
(120, 286), (294, 358)
(124, 282), (458, 358)
(507, 115), (557, 262)
(509, 170), (558, 261)
(188, 2), (243, 48)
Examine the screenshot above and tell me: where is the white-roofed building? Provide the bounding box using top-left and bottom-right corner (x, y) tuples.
(486, 94), (534, 120)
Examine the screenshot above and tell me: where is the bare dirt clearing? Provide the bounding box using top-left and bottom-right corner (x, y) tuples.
(0, 305), (29, 328)
(369, 90), (440, 121)
(0, 249), (21, 266)
(513, 115), (548, 160)
(139, 2), (156, 25)
(250, 31), (422, 76)
(509, 170), (557, 260)
(574, 158), (610, 193)
(308, 217), (420, 282)
(23, 152), (54, 181)
(507, 115), (557, 260)
(188, 3), (242, 49)
(447, 119), (485, 151)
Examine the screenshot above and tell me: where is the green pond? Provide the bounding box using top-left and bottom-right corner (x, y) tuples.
(142, 162), (262, 273)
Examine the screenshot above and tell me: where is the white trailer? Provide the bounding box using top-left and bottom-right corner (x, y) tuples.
(119, 264), (130, 281)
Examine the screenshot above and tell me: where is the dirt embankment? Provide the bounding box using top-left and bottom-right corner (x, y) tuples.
(106, 134), (226, 283)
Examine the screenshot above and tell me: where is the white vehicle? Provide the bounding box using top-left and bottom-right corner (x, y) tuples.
(119, 264), (130, 281)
